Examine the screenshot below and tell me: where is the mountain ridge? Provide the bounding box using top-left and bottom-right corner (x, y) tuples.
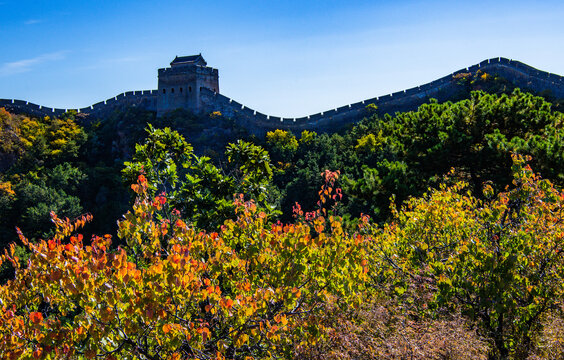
(2, 57), (564, 135)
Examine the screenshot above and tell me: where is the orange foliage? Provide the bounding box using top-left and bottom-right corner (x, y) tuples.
(0, 173), (370, 359)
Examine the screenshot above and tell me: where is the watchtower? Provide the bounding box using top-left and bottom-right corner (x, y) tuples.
(157, 54), (219, 116)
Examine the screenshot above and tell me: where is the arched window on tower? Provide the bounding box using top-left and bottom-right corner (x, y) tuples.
(180, 87), (183, 93)
(171, 88), (174, 94)
(163, 89), (166, 94)
(189, 86), (192, 92)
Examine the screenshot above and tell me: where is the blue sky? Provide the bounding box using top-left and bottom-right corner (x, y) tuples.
(1, 0), (563, 117)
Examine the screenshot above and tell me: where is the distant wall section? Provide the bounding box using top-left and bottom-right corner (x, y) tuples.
(0, 90), (158, 119)
(198, 57), (564, 136)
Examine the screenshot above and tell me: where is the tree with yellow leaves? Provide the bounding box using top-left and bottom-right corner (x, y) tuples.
(373, 155), (564, 359)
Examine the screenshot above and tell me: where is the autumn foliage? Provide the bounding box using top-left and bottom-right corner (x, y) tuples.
(3, 113), (564, 359)
(0, 171), (369, 359)
(366, 154), (564, 359)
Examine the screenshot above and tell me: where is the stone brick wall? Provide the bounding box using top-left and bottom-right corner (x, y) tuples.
(2, 57), (563, 135)
(0, 90), (158, 119)
(198, 57), (564, 136)
(157, 64), (219, 116)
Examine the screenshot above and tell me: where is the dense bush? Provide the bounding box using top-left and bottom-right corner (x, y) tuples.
(1, 154), (564, 359)
(3, 85), (564, 358)
(0, 171), (369, 359)
(367, 155), (564, 359)
(264, 89), (564, 223)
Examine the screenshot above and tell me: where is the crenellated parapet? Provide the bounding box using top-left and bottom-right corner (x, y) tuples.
(0, 90), (158, 119)
(197, 57), (564, 136)
(2, 57), (564, 135)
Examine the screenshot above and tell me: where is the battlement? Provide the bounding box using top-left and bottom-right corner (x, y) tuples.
(2, 57), (564, 136)
(157, 65), (219, 77)
(197, 57), (564, 136)
(0, 90), (158, 119)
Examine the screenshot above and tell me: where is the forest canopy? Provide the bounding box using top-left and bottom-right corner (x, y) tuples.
(2, 87), (564, 358)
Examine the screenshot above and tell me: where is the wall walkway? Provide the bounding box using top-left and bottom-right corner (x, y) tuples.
(2, 57), (563, 135)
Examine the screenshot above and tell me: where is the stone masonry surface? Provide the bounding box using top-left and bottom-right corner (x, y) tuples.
(2, 57), (564, 136)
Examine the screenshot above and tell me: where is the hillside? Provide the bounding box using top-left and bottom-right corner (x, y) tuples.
(2, 64), (564, 359)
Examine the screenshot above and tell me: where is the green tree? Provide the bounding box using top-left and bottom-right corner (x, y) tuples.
(123, 126), (276, 229)
(225, 139), (273, 204)
(266, 129), (299, 163)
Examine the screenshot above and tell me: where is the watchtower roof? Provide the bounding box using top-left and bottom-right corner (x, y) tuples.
(170, 54), (207, 67)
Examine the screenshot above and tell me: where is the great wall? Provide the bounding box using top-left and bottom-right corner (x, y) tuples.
(2, 56), (564, 136)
